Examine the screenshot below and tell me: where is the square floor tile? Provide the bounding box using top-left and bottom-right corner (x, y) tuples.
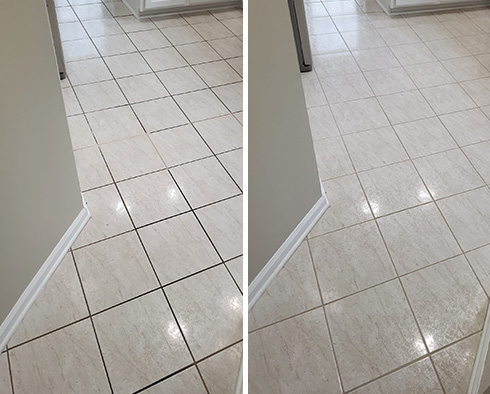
(157, 67), (207, 95)
(363, 67), (416, 95)
(309, 16), (338, 35)
(138, 212), (220, 284)
(359, 161), (431, 216)
(414, 149), (484, 199)
(302, 78), (328, 108)
(150, 15), (187, 29)
(142, 367), (206, 394)
(199, 343), (242, 394)
(150, 124), (212, 167)
(104, 52), (151, 78)
(394, 117), (457, 158)
(421, 83), (476, 115)
(59, 21), (89, 41)
(82, 19), (123, 37)
(311, 221), (396, 303)
(194, 60), (242, 87)
(193, 115), (242, 154)
(66, 57), (112, 86)
(425, 38), (471, 60)
(174, 90), (229, 122)
(161, 25), (203, 45)
(307, 105), (340, 140)
(74, 184), (133, 248)
(116, 15), (156, 32)
(320, 73), (373, 104)
(249, 242), (321, 330)
(105, 1), (132, 17)
(68, 114), (96, 150)
(227, 57), (243, 76)
(350, 358), (443, 394)
(73, 145), (112, 191)
(142, 47), (187, 71)
(405, 61), (455, 88)
(92, 34), (137, 56)
(86, 105), (145, 144)
(100, 135), (165, 181)
(249, 309), (341, 394)
(62, 38), (99, 62)
(310, 33), (349, 55)
(118, 73), (169, 103)
(63, 87), (82, 116)
(218, 149), (242, 188)
(366, 12), (407, 28)
(458, 33), (490, 54)
(226, 256), (243, 291)
(121, 170), (188, 225)
(442, 56), (490, 81)
(171, 157), (239, 207)
(0, 353), (10, 394)
(331, 14), (373, 32)
(176, 42), (221, 65)
(166, 265), (242, 359)
(330, 97), (389, 135)
(314, 136), (355, 180)
(344, 126), (408, 171)
(378, 203), (460, 275)
(467, 244), (490, 294)
(378, 90), (435, 124)
(93, 291), (193, 394)
(313, 52), (360, 78)
(310, 175), (372, 237)
(74, 80), (127, 112)
(401, 256), (487, 351)
(442, 19), (483, 36)
(341, 29), (386, 50)
(132, 97), (188, 132)
(73, 3), (112, 20)
(210, 36), (242, 59)
(9, 320), (110, 394)
(438, 187), (490, 251)
(192, 21), (234, 40)
(325, 280), (426, 390)
(464, 141), (490, 183)
(411, 22), (453, 41)
(390, 42), (436, 65)
(324, 1), (362, 16)
(352, 47), (400, 71)
(195, 195), (243, 260)
(378, 26), (421, 45)
(9, 254), (88, 347)
(181, 11), (215, 24)
(74, 232), (159, 313)
(432, 332), (480, 394)
(440, 108), (490, 146)
(127, 29), (171, 51)
(460, 77), (490, 106)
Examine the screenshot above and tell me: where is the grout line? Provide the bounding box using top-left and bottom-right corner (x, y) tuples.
(6, 348), (14, 394)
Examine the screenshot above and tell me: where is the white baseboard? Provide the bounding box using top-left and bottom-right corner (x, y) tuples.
(468, 304), (490, 394)
(0, 200), (90, 351)
(248, 186), (328, 311)
(235, 357), (243, 394)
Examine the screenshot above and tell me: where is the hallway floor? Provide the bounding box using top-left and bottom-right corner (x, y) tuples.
(1, 1), (243, 393)
(250, 4), (490, 394)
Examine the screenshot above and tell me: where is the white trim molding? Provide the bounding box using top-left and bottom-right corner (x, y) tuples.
(0, 200), (90, 351)
(248, 186), (328, 311)
(468, 304), (490, 394)
(235, 357), (243, 394)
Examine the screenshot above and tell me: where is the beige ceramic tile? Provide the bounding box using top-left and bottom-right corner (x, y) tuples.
(460, 77), (490, 107)
(193, 115), (243, 154)
(312, 52), (360, 78)
(82, 19), (124, 38)
(73, 145), (112, 191)
(208, 36), (243, 59)
(311, 221), (396, 303)
(192, 21), (234, 41)
(394, 117), (457, 158)
(67, 115), (96, 150)
(74, 80), (127, 112)
(413, 149), (484, 199)
(341, 29), (386, 50)
(437, 187), (490, 251)
(226, 256), (243, 291)
(150, 124), (213, 167)
(411, 22), (453, 41)
(104, 52), (151, 78)
(74, 232), (159, 313)
(174, 89), (229, 122)
(421, 83), (476, 115)
(442, 56), (490, 81)
(213, 82), (243, 113)
(199, 343), (242, 394)
(132, 97), (188, 132)
(343, 126), (408, 171)
(62, 39), (99, 62)
(196, 195), (243, 261)
(390, 42), (436, 65)
(325, 280), (426, 390)
(116, 15), (156, 33)
(161, 25), (203, 46)
(92, 34), (137, 56)
(359, 161), (431, 216)
(93, 291), (193, 394)
(176, 42), (221, 65)
(314, 136), (355, 180)
(307, 105), (340, 140)
(378, 203), (460, 275)
(432, 332), (481, 394)
(363, 67), (416, 95)
(249, 242), (322, 330)
(86, 105), (146, 144)
(350, 358), (443, 394)
(127, 29), (171, 51)
(142, 47), (187, 71)
(74, 184), (133, 248)
(166, 265), (242, 360)
(138, 212), (220, 284)
(9, 320), (110, 394)
(377, 26), (421, 45)
(405, 61), (455, 88)
(9, 254), (88, 347)
(249, 309), (342, 394)
(100, 135), (165, 181)
(439, 108), (490, 146)
(141, 367), (206, 394)
(401, 256), (487, 351)
(218, 148), (243, 188)
(302, 78), (328, 108)
(156, 67), (207, 95)
(466, 244), (490, 295)
(425, 38), (471, 60)
(352, 47), (400, 71)
(378, 90), (435, 124)
(62, 87), (82, 116)
(0, 353), (10, 394)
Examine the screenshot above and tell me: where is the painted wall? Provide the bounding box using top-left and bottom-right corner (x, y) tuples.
(0, 0), (83, 323)
(249, 0), (322, 282)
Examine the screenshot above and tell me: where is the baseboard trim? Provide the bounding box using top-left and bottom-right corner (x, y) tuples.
(0, 200), (90, 352)
(235, 358), (243, 394)
(468, 304), (490, 394)
(248, 187), (328, 311)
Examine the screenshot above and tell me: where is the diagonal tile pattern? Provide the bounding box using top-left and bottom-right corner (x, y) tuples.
(6, 1), (242, 393)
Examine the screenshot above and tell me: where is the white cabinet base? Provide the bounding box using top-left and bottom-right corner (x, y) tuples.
(376, 0), (489, 15)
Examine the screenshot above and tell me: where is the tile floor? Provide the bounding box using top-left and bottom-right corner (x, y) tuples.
(1, 1), (243, 393)
(250, 3), (490, 394)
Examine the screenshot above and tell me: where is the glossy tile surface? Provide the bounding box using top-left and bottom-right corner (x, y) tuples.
(0, 353), (11, 394)
(142, 368), (206, 394)
(402, 256), (487, 351)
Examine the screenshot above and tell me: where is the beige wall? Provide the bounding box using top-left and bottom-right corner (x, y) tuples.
(249, 0), (322, 282)
(0, 0), (83, 322)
